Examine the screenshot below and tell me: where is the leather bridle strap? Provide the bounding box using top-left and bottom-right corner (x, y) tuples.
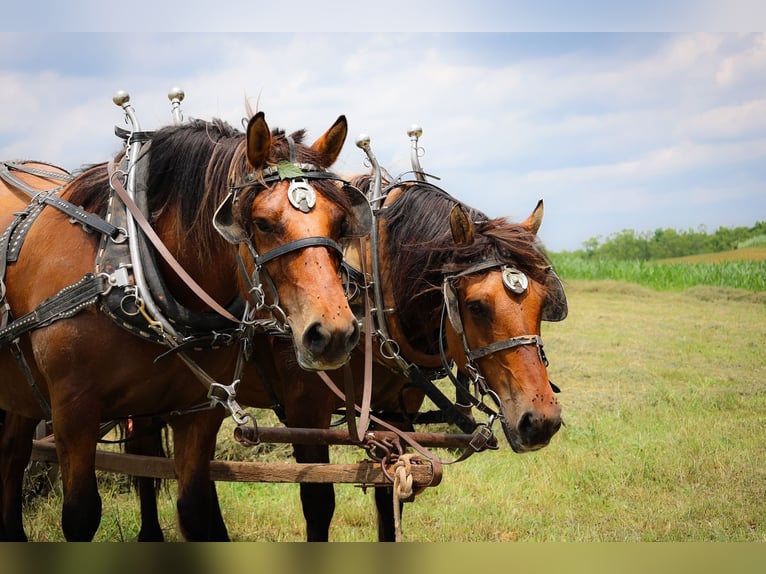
(254, 236), (343, 267)
(466, 334), (545, 362)
(107, 161), (242, 324)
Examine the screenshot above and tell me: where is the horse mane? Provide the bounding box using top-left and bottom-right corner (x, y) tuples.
(64, 118), (353, 263)
(350, 175), (552, 353)
(64, 118), (243, 261)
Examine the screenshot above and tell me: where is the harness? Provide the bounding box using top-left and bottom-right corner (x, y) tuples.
(339, 131), (568, 455)
(0, 94), (370, 427)
(440, 259), (565, 422)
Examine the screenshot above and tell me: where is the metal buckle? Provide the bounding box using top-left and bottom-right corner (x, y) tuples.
(468, 424), (496, 452)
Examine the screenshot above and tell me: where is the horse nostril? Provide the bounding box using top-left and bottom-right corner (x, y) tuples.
(347, 320), (360, 349)
(303, 322), (331, 355)
(517, 410), (562, 444)
(518, 411), (535, 437)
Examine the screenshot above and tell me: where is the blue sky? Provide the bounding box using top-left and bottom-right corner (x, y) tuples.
(1, 5), (765, 251)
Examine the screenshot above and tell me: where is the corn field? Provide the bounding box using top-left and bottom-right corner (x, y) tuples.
(551, 252), (766, 292)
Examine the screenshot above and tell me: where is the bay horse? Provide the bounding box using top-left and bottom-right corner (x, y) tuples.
(0, 110), (368, 541)
(123, 174), (567, 541)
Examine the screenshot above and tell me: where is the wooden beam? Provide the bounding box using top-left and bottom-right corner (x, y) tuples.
(237, 425), (480, 449)
(30, 440), (438, 487)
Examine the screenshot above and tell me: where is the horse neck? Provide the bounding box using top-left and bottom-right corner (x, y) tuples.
(152, 215), (240, 312)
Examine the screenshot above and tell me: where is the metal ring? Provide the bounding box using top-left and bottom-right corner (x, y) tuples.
(267, 304), (289, 332)
(379, 337), (401, 360)
(110, 227), (128, 244)
(120, 294), (141, 316)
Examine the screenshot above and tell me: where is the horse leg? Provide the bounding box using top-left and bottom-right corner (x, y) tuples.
(208, 480), (228, 539)
(0, 413), (38, 541)
(124, 418), (166, 542)
(53, 404), (103, 541)
(169, 410), (227, 541)
(294, 444), (335, 541)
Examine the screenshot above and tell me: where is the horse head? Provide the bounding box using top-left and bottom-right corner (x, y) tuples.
(214, 112), (368, 370)
(443, 200), (566, 452)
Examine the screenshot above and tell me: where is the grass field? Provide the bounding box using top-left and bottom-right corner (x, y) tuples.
(657, 247), (766, 264)
(20, 278), (766, 542)
(552, 249), (766, 292)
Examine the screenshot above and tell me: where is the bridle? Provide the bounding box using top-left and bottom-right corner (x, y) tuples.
(440, 258), (558, 421)
(214, 135), (372, 329)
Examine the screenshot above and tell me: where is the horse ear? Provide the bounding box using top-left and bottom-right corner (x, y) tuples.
(310, 115), (348, 166)
(450, 204), (474, 246)
(246, 111), (272, 170)
(522, 199), (544, 236)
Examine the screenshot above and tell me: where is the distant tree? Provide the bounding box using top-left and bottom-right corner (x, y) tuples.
(598, 229), (650, 260)
(573, 220), (766, 260)
(582, 236), (600, 258)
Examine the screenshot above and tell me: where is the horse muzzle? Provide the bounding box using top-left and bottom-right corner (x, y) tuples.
(501, 405), (563, 453)
(293, 317), (360, 371)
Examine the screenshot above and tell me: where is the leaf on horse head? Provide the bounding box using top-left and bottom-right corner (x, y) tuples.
(450, 203), (475, 246)
(276, 160), (305, 180)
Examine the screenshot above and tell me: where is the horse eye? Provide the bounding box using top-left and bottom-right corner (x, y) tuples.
(466, 300), (490, 319)
(254, 218), (274, 233)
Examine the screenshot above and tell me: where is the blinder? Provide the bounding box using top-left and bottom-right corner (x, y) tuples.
(341, 183), (373, 238)
(213, 190), (246, 244)
(542, 267), (568, 322)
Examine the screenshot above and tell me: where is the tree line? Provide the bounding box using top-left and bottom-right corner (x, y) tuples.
(576, 221), (766, 260)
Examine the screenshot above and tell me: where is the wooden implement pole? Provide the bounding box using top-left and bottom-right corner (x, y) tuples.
(30, 439), (439, 487)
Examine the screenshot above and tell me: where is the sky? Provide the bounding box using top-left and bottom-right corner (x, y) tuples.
(1, 2), (765, 252)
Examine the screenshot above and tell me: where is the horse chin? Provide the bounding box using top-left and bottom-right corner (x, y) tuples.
(293, 348), (351, 372)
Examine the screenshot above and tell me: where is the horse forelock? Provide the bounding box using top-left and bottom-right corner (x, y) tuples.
(226, 128), (355, 239)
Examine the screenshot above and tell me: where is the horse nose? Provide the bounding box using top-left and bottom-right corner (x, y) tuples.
(302, 320), (360, 358)
(517, 409), (563, 446)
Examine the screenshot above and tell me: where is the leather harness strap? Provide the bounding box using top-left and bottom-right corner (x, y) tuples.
(0, 161), (122, 239)
(107, 161), (242, 324)
(0, 273), (107, 348)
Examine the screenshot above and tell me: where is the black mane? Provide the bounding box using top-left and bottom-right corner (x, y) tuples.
(65, 118), (355, 262)
(352, 177), (552, 353)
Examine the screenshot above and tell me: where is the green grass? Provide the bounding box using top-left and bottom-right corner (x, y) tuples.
(552, 252), (766, 293)
(20, 280), (766, 541)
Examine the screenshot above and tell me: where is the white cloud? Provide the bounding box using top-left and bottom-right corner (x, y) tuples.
(1, 31), (765, 252)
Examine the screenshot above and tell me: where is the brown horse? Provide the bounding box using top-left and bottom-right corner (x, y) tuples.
(0, 110), (366, 541)
(121, 175), (566, 541)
